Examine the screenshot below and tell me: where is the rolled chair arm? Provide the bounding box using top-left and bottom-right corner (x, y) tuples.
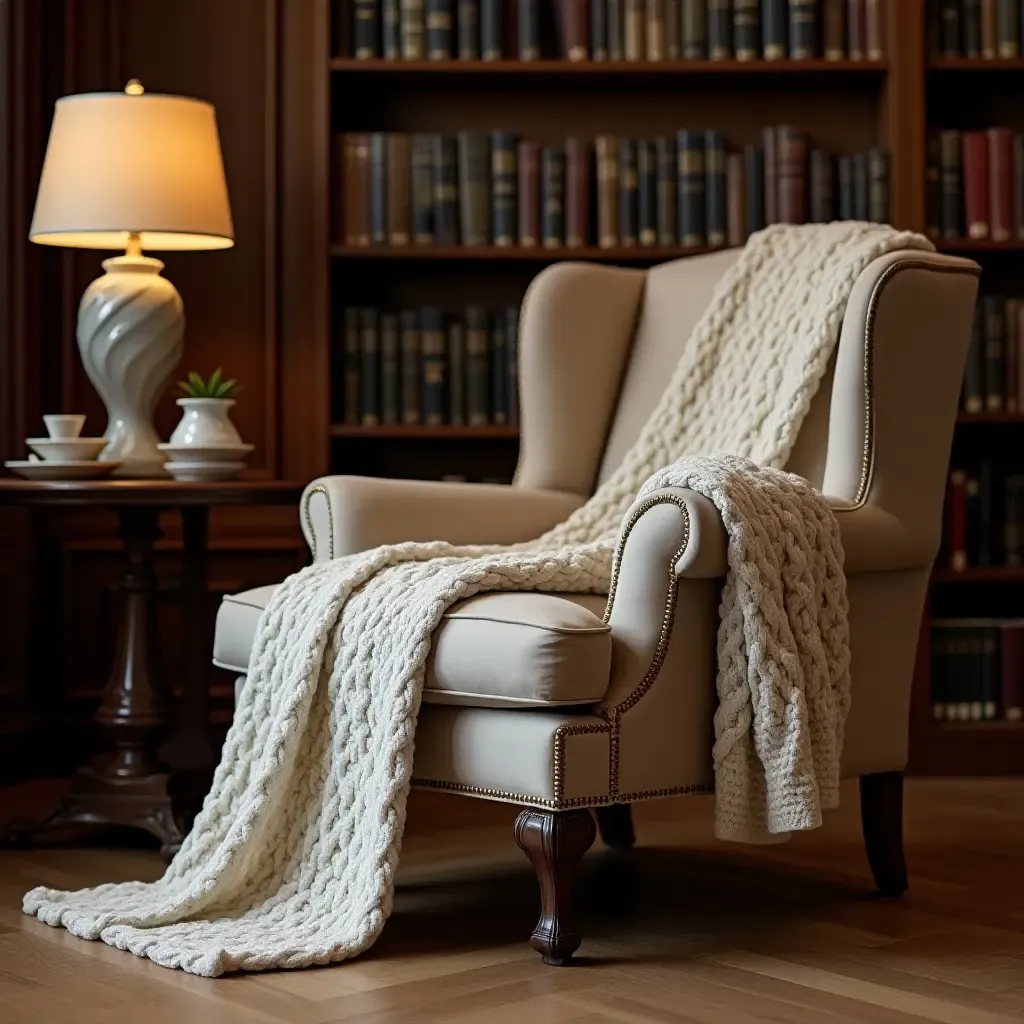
(300, 476), (586, 561)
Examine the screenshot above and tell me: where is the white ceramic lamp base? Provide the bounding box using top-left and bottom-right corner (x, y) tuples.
(77, 255), (184, 478)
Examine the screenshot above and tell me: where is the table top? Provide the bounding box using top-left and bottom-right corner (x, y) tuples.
(0, 478), (305, 507)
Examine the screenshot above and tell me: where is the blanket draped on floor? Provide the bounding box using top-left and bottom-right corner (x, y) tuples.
(24, 222), (933, 976)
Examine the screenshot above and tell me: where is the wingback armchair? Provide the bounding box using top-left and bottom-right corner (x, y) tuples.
(212, 248), (979, 965)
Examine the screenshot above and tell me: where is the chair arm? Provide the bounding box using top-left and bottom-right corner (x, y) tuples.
(830, 501), (934, 574)
(300, 475), (585, 561)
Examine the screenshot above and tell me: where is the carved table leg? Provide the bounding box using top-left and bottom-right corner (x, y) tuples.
(514, 807), (596, 966)
(860, 770), (908, 898)
(596, 803), (635, 849)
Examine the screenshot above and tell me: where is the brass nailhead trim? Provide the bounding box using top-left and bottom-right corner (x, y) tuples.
(302, 484), (334, 561)
(553, 720), (612, 801)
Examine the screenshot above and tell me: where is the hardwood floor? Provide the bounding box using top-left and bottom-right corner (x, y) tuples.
(1, 779), (1023, 1023)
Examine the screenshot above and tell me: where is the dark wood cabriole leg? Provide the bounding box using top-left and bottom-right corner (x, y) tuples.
(514, 807), (596, 966)
(595, 803), (635, 849)
(860, 770), (908, 897)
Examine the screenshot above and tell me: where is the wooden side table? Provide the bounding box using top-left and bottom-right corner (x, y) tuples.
(0, 479), (303, 857)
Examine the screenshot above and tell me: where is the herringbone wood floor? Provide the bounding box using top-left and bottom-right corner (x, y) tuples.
(1, 779), (1022, 1023)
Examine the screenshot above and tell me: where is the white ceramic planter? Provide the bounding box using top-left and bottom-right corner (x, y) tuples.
(169, 398), (243, 448)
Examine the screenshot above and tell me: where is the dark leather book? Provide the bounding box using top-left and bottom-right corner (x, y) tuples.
(823, 0), (845, 59)
(1006, 297), (1020, 412)
(777, 125), (807, 224)
(976, 462), (995, 569)
(962, 0), (981, 57)
(926, 135), (941, 239)
(638, 139), (657, 245)
(387, 134), (412, 246)
(988, 127), (1013, 242)
(809, 148), (835, 223)
(733, 0), (759, 59)
(864, 0), (883, 58)
(647, 0), (667, 60)
(504, 306), (519, 426)
(726, 151), (746, 245)
(491, 131), (518, 247)
(763, 126), (778, 224)
(565, 137), (592, 248)
(560, 0), (591, 59)
(707, 0), (732, 58)
(518, 0), (540, 58)
(458, 132), (491, 246)
(656, 136), (677, 245)
(981, 0), (997, 57)
(448, 319), (466, 425)
(762, 0), (787, 59)
(979, 621), (1000, 717)
(334, 135), (346, 242)
(596, 135), (620, 246)
(402, 0), (426, 58)
(1015, 133), (1024, 239)
(983, 294), (1005, 411)
(939, 130), (964, 238)
(744, 144), (765, 233)
(420, 307), (447, 425)
(947, 470), (968, 570)
(789, 0), (817, 58)
(705, 130), (727, 245)
(481, 0), (505, 58)
(609, 0), (625, 57)
(677, 130), (706, 245)
(354, 0), (380, 58)
(343, 307), (360, 425)
(846, 0), (865, 58)
(868, 147), (889, 223)
(370, 133), (389, 245)
(1000, 622), (1024, 720)
(381, 313), (400, 425)
(681, 0), (707, 56)
(344, 133), (371, 246)
(1005, 477), (1024, 566)
(412, 134), (435, 244)
(666, 0), (681, 55)
(359, 308), (380, 426)
(837, 155), (854, 219)
(399, 309), (421, 425)
(465, 306), (490, 425)
(458, 0), (480, 57)
(963, 302), (984, 413)
(542, 146), (566, 247)
(619, 138), (639, 246)
(852, 151), (868, 220)
(624, 0), (645, 58)
(963, 131), (990, 239)
(938, 0), (960, 56)
(427, 0), (453, 57)
(431, 135), (459, 244)
(518, 138), (541, 246)
(491, 312), (509, 423)
(591, 0), (609, 57)
(383, 0), (402, 58)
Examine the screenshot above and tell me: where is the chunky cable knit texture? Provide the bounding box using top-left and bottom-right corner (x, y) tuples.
(24, 223), (932, 976)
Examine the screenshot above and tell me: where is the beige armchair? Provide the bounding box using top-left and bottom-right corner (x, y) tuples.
(213, 248), (979, 965)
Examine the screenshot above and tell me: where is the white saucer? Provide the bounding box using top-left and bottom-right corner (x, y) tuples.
(5, 459), (122, 480)
(164, 460), (246, 482)
(157, 442), (254, 464)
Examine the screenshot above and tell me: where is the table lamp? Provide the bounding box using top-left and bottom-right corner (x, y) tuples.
(29, 81), (234, 477)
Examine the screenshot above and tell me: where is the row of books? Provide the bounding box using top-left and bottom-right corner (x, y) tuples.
(337, 130), (890, 250)
(339, 306), (519, 426)
(932, 0), (1024, 59)
(927, 128), (1024, 243)
(942, 465), (1024, 569)
(931, 619), (1024, 722)
(344, 0), (886, 62)
(962, 295), (1024, 414)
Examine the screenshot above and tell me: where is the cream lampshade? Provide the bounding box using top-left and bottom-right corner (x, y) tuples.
(30, 81), (234, 477)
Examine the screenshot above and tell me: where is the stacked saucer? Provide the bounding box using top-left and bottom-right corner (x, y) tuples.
(157, 442), (254, 481)
(5, 414), (122, 480)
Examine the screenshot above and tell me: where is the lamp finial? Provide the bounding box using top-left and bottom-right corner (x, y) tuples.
(124, 79), (144, 96)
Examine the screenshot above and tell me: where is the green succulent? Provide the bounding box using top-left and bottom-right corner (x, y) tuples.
(177, 368), (240, 399)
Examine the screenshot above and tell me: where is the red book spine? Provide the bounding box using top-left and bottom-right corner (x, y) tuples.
(988, 127), (1013, 242)
(962, 132), (991, 240)
(1000, 624), (1024, 720)
(777, 126), (808, 224)
(558, 0), (590, 60)
(517, 139), (540, 247)
(947, 469), (967, 571)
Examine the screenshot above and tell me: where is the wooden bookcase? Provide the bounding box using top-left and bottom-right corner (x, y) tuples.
(321, 0), (1022, 775)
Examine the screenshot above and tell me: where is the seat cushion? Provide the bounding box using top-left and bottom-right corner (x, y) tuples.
(214, 585), (612, 708)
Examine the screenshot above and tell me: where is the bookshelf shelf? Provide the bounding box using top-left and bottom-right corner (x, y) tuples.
(329, 244), (716, 262)
(955, 412), (1024, 424)
(938, 240), (1024, 253)
(932, 719), (1024, 731)
(330, 425), (520, 439)
(929, 57), (1024, 72)
(932, 567), (1024, 582)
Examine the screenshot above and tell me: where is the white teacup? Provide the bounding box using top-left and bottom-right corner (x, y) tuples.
(44, 414), (86, 439)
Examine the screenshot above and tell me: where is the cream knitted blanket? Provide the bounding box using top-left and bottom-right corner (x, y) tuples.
(24, 223), (933, 976)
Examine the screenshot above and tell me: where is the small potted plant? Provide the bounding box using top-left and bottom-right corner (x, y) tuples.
(168, 369), (244, 448)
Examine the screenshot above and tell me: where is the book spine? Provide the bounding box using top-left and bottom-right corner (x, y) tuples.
(763, 126), (778, 224)
(656, 136), (678, 245)
(965, 476), (981, 575)
(505, 306), (520, 426)
(1001, 624), (1024, 720)
(345, 133), (372, 246)
(383, 0), (402, 57)
(638, 139), (658, 245)
(733, 0), (759, 59)
(680, 0), (707, 56)
(402, 0), (426, 57)
(678, 130), (706, 244)
(1018, 302), (1024, 416)
(619, 138), (639, 246)
(359, 308), (380, 426)
(963, 131), (991, 239)
(868, 147), (889, 222)
(343, 308), (361, 425)
(458, 0), (480, 57)
(596, 135), (620, 247)
(705, 130), (727, 245)
(789, 0), (817, 58)
(744, 144), (765, 232)
(988, 127), (1013, 242)
(726, 151), (746, 246)
(412, 134), (435, 244)
(847, 0), (865, 58)
(762, 0), (787, 58)
(400, 309), (421, 425)
(984, 294), (1005, 411)
(354, 0), (380, 58)
(962, 0), (981, 56)
(1006, 297), (1020, 413)
(380, 313), (400, 425)
(432, 135), (459, 245)
(542, 146), (566, 247)
(930, 625), (947, 720)
(964, 302), (984, 413)
(447, 320), (466, 425)
(823, 0), (845, 59)
(777, 125), (807, 223)
(981, 625), (999, 719)
(707, 0), (733, 58)
(647, 0), (667, 59)
(465, 306), (490, 425)
(592, 0), (609, 57)
(1006, 476), (1024, 566)
(421, 308), (447, 425)
(981, 0), (997, 57)
(939, 130), (963, 238)
(566, 136), (592, 247)
(458, 132), (491, 246)
(852, 151), (868, 220)
(926, 135), (942, 239)
(387, 134), (412, 246)
(625, 0), (646, 58)
(810, 148), (835, 223)
(665, 0), (681, 55)
(491, 313), (508, 423)
(427, 0), (453, 57)
(948, 469), (968, 570)
(977, 461), (994, 567)
(561, 0), (591, 59)
(370, 133), (389, 245)
(518, 0), (540, 58)
(480, 0), (505, 57)
(492, 131), (518, 246)
(837, 155), (854, 219)
(864, 0), (884, 58)
(608, 0), (625, 57)
(518, 139), (541, 246)
(1015, 132), (1024, 239)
